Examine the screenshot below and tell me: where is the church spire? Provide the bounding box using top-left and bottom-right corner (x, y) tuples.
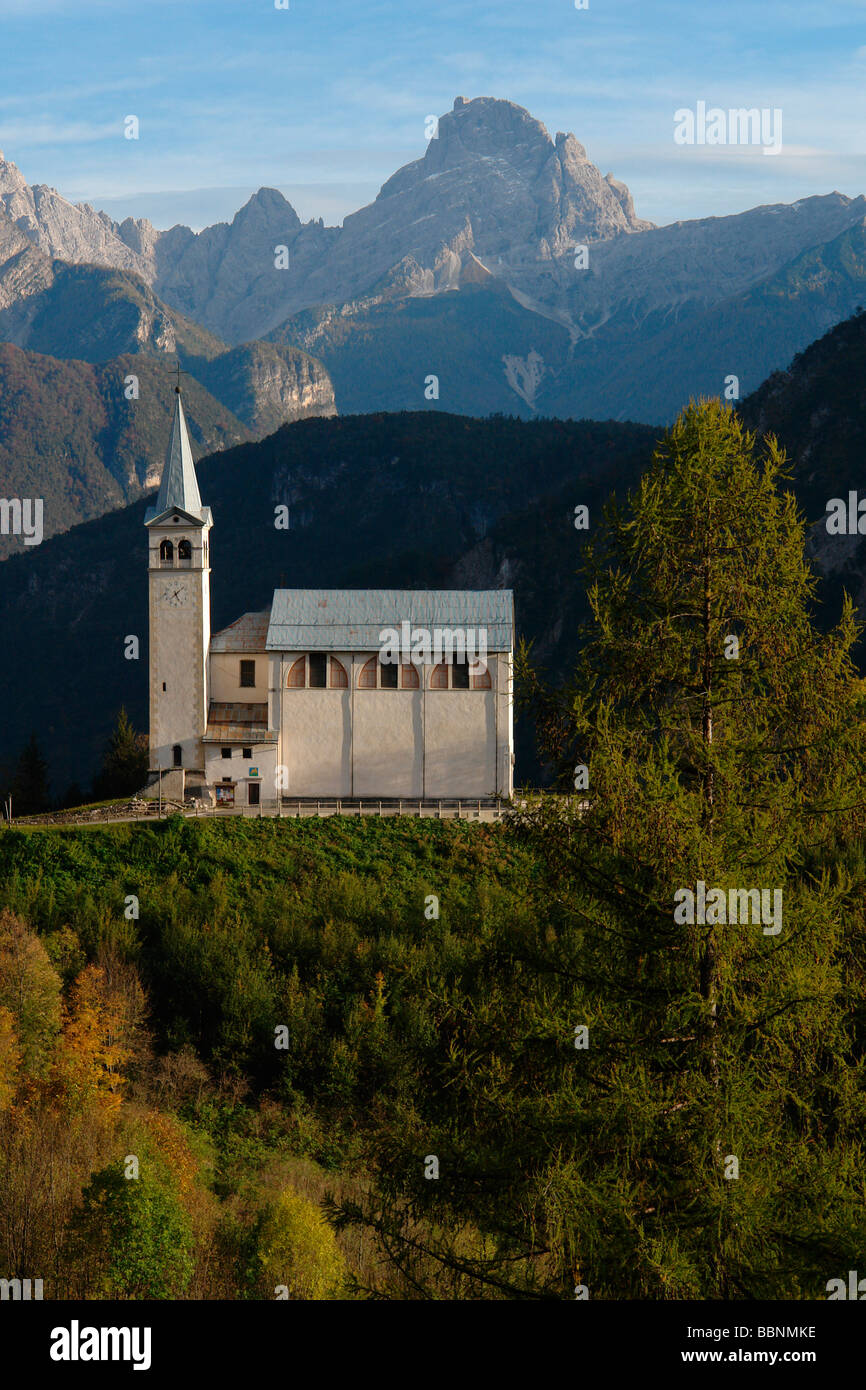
(153, 387), (203, 518)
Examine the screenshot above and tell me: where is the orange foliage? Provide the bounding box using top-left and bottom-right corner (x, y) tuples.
(0, 1006), (20, 1111)
(53, 966), (131, 1116)
(140, 1109), (199, 1204)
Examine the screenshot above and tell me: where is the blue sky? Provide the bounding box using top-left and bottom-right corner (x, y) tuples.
(1, 0), (865, 230)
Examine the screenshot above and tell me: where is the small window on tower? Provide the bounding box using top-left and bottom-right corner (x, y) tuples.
(178, 539), (192, 566)
(309, 653), (327, 688)
(159, 539), (174, 566)
(240, 660), (256, 688)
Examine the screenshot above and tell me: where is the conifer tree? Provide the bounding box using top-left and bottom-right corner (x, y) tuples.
(93, 707), (148, 800)
(9, 732), (50, 815)
(334, 400), (866, 1299)
(510, 399), (866, 1296)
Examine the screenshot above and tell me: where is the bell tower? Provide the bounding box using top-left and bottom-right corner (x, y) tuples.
(144, 387), (213, 777)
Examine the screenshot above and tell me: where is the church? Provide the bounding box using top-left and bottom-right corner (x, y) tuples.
(144, 389), (515, 811)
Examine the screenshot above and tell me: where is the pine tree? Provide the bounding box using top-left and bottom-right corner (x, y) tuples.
(92, 707), (148, 800)
(9, 732), (50, 815)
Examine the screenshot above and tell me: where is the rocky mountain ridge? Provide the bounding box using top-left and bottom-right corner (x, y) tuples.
(1, 97), (654, 343)
(3, 96), (866, 425)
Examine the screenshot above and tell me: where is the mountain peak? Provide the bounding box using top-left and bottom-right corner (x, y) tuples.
(234, 186), (301, 229)
(369, 95), (652, 257)
(429, 95), (554, 169)
(0, 150), (29, 195)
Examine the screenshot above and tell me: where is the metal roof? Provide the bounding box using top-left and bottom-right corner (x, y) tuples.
(266, 589), (514, 652)
(144, 391), (208, 525)
(210, 610), (271, 653)
(203, 702), (276, 744)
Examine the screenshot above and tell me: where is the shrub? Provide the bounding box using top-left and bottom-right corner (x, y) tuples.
(257, 1185), (347, 1300)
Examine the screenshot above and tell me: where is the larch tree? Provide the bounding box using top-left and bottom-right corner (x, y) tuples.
(332, 400), (866, 1299)
(510, 398), (866, 1296)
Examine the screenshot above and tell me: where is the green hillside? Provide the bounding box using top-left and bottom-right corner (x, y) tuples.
(0, 343), (251, 559)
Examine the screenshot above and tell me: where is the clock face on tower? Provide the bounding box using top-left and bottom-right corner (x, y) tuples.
(158, 580), (189, 608)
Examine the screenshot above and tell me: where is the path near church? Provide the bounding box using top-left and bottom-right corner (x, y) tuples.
(6, 799), (511, 829)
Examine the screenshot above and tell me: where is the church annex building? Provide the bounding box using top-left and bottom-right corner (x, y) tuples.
(144, 391), (515, 811)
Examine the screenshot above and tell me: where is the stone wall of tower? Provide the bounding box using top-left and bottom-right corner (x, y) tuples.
(147, 523), (211, 774)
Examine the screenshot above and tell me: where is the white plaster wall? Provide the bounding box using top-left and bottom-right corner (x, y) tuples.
(496, 651), (514, 798)
(425, 691), (497, 797)
(272, 650), (512, 799)
(205, 744), (277, 804)
(353, 683), (422, 797)
(280, 678), (352, 796)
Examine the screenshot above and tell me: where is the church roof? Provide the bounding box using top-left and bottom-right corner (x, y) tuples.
(203, 702), (275, 744)
(144, 391), (209, 525)
(266, 589), (514, 651)
(210, 610), (271, 653)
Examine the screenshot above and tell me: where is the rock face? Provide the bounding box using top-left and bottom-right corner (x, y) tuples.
(0, 201), (54, 314)
(0, 199), (337, 444)
(299, 97), (653, 315)
(0, 201), (226, 360)
(0, 149), (147, 274)
(193, 342), (336, 436)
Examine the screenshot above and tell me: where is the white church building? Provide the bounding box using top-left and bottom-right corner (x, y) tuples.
(144, 390), (515, 810)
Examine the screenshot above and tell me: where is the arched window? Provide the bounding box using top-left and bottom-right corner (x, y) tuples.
(287, 657), (306, 688)
(358, 657), (378, 689)
(358, 657), (407, 689)
(178, 538), (192, 566)
(287, 655), (351, 688)
(471, 661), (491, 690)
(172, 744), (182, 767)
(159, 539), (174, 566)
(430, 661), (490, 689)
